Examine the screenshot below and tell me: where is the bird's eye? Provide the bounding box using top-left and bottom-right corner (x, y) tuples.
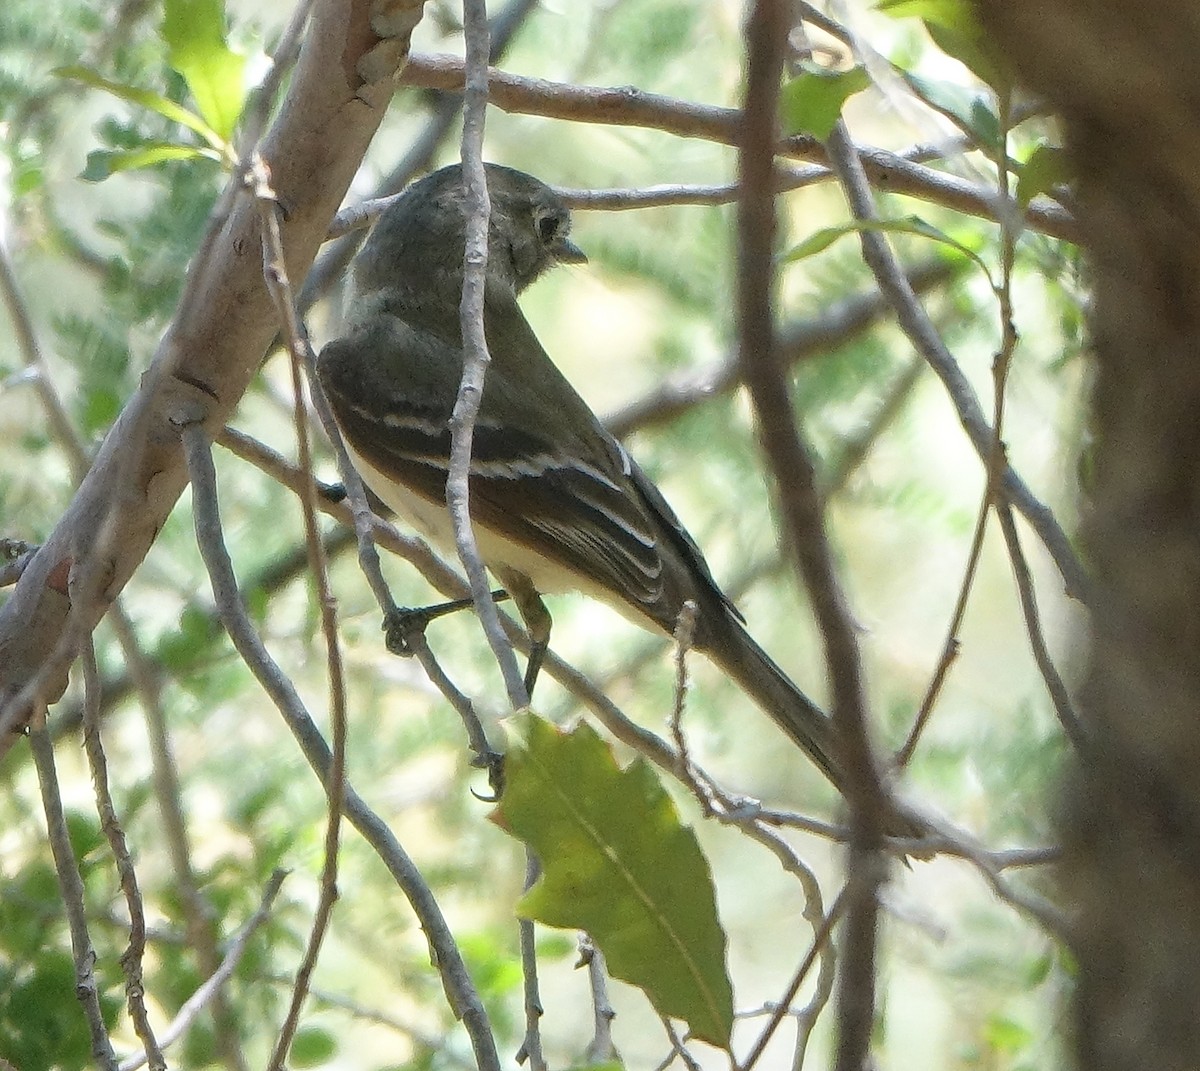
(535, 210), (560, 245)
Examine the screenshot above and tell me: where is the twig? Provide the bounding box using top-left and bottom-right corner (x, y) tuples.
(604, 260), (952, 438)
(81, 645), (164, 1070)
(236, 0), (314, 159)
(516, 851), (547, 1070)
(104, 608), (248, 1071)
(299, 0), (541, 313)
(894, 474), (990, 767)
(180, 421), (502, 1071)
(119, 871), (288, 1071)
(668, 601), (709, 809)
(451, 0), (529, 709)
(997, 505), (1087, 749)
(580, 936), (618, 1063)
(249, 154), (349, 1071)
(738, 890), (848, 1071)
(658, 1019), (703, 1071)
(258, 972), (476, 1068)
(397, 53), (1078, 243)
(30, 713), (119, 1071)
(0, 539), (37, 588)
(814, 113), (898, 1071)
(3, 227), (248, 1067)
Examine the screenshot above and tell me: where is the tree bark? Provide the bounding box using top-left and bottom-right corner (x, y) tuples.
(0, 0), (427, 754)
(975, 3), (1200, 1068)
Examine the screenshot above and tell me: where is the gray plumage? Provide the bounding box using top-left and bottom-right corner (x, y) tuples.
(317, 162), (847, 791)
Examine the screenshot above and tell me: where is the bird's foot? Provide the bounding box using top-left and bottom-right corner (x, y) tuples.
(382, 590), (511, 656)
(470, 749), (506, 802)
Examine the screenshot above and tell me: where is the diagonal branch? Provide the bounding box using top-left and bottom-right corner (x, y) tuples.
(0, 0), (426, 758)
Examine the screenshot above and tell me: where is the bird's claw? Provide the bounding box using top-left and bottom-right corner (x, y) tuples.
(469, 749), (506, 802)
(383, 606), (437, 656)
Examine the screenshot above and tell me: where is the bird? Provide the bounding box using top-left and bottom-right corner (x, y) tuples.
(316, 162), (849, 793)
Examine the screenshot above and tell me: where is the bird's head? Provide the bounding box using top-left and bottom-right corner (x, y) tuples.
(354, 162), (586, 302)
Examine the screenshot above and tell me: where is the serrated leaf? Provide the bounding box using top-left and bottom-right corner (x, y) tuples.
(54, 65), (225, 150)
(162, 0), (246, 142)
(493, 715), (733, 1048)
(1016, 143), (1070, 208)
(781, 64), (871, 140)
(901, 71), (1000, 150)
(81, 143), (218, 181)
(783, 214), (994, 287)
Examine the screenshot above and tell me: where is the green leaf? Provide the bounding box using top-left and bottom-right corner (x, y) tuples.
(901, 71), (1000, 150)
(493, 715), (733, 1049)
(783, 214), (994, 287)
(1016, 143), (1070, 208)
(162, 0), (247, 142)
(877, 0), (1010, 91)
(780, 64), (871, 140)
(81, 143), (219, 182)
(983, 1013), (1032, 1053)
(290, 1025), (338, 1067)
(54, 65), (225, 150)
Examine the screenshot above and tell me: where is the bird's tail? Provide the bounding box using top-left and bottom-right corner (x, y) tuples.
(701, 613), (846, 793)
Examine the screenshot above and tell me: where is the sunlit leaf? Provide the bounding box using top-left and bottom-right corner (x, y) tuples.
(162, 0), (247, 142)
(783, 214), (994, 287)
(54, 65), (225, 149)
(493, 715), (733, 1049)
(81, 143), (220, 182)
(780, 63), (871, 140)
(878, 0), (1010, 91)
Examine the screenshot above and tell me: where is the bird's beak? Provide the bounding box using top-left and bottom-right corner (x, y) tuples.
(552, 236), (588, 265)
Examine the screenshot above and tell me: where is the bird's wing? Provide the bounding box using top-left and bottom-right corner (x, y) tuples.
(317, 316), (668, 612)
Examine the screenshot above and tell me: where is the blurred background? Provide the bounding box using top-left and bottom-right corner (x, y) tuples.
(0, 0), (1083, 1067)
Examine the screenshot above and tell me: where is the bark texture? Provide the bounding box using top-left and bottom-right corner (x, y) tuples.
(976, 3), (1200, 1068)
(0, 0), (428, 752)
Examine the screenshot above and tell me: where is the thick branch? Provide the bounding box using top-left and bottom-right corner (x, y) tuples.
(0, 0), (424, 753)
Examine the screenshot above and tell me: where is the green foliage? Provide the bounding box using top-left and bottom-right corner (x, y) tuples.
(289, 1024), (338, 1067)
(878, 0), (1012, 92)
(783, 214), (994, 288)
(899, 70), (1001, 150)
(780, 63), (871, 140)
(161, 0), (247, 143)
(0, 0), (1085, 1066)
(495, 716), (733, 1048)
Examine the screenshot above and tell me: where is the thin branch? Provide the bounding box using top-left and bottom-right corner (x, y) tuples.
(30, 713), (119, 1071)
(997, 505), (1086, 749)
(104, 607), (250, 1071)
(0, 0), (423, 756)
(258, 973), (476, 1068)
(738, 890), (847, 1071)
(397, 53), (1078, 243)
(119, 871), (288, 1071)
(604, 259), (954, 438)
(81, 646), (164, 1070)
(451, 0), (529, 708)
(516, 852), (547, 1071)
(3, 225), (248, 1068)
(298, 0), (542, 315)
(580, 936), (618, 1063)
(250, 154), (349, 1071)
(180, 421), (502, 1071)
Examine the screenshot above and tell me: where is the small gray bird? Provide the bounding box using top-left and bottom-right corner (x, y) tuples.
(317, 162), (847, 791)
